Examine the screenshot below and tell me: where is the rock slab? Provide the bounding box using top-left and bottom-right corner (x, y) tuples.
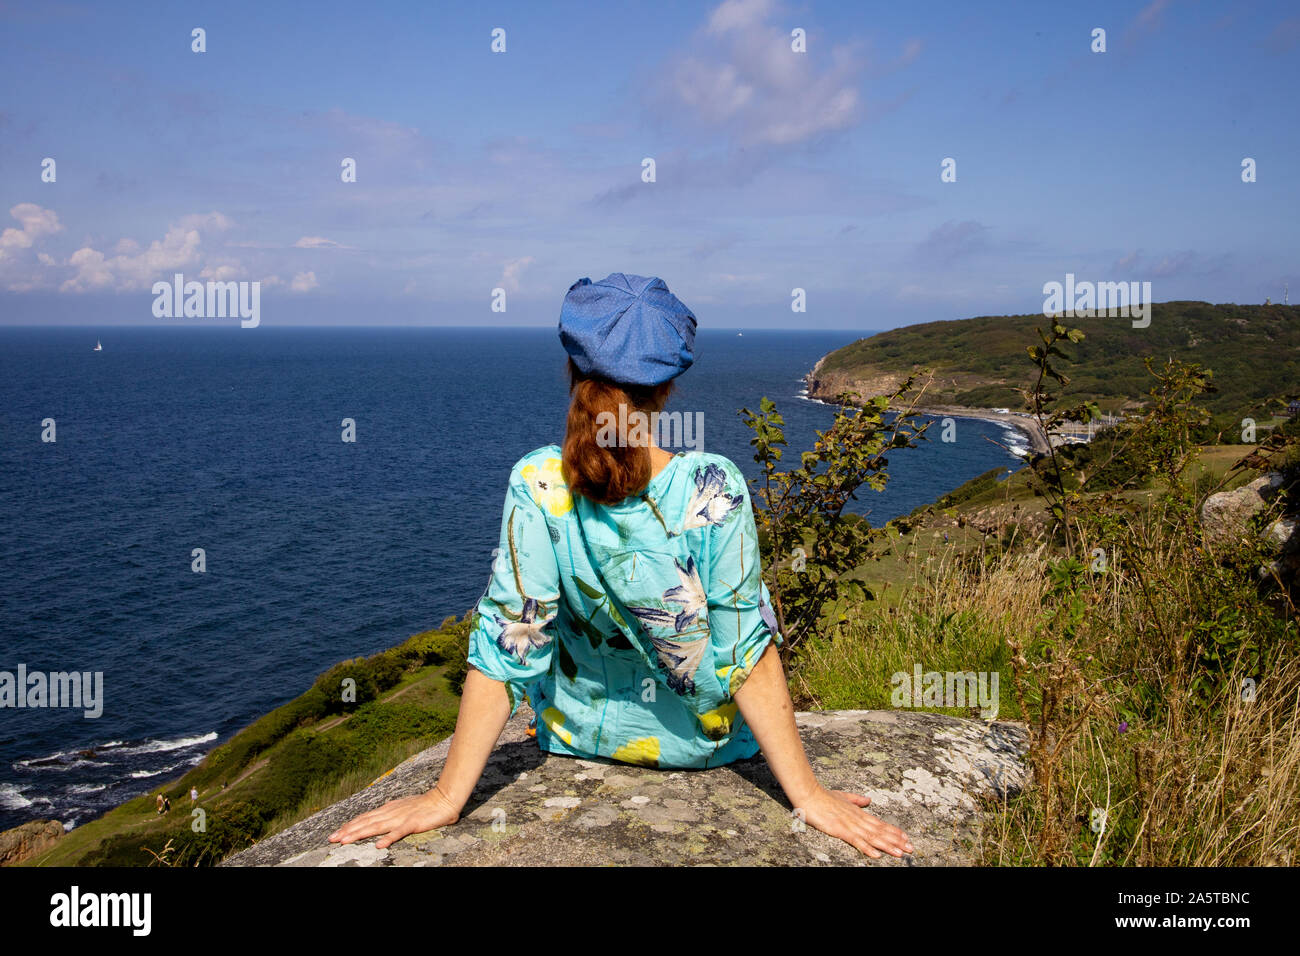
(222, 707), (1028, 867)
(1201, 472), (1284, 548)
(0, 819), (64, 866)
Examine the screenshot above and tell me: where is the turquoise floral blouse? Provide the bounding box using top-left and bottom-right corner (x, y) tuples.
(466, 444), (783, 770)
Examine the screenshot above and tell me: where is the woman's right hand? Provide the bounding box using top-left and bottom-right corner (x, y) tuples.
(327, 785), (461, 850)
(799, 785), (914, 860)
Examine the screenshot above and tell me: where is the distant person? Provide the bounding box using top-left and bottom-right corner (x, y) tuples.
(155, 794), (164, 815)
(162, 795), (171, 814)
(329, 274), (912, 861)
(190, 787), (199, 804)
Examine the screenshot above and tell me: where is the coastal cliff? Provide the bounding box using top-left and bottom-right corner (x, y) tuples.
(804, 354), (1050, 455)
(803, 302), (1300, 440)
(222, 705), (1028, 867)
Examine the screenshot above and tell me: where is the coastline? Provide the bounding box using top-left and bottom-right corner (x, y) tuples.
(7, 342), (1037, 862)
(4, 620), (470, 866)
(908, 404), (1048, 457)
(801, 356), (1047, 457)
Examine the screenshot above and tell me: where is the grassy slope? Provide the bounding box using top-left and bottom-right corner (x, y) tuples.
(789, 443), (1257, 715)
(21, 621), (468, 867)
(858, 444), (1252, 606)
(817, 301), (1300, 418)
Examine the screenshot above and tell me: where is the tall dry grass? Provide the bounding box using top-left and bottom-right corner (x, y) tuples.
(793, 497), (1299, 865)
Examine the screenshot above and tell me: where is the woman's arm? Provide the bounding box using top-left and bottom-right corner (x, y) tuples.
(331, 454), (561, 850)
(327, 665), (510, 849)
(732, 641), (914, 859)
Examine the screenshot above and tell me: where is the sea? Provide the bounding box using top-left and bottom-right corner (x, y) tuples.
(0, 326), (1027, 832)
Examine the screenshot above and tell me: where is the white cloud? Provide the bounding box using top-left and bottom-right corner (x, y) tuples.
(290, 271), (318, 292)
(0, 203), (63, 260)
(178, 211), (234, 233)
(55, 211), (235, 293)
(1, 206), (322, 296)
(293, 236), (349, 249)
(657, 0), (867, 146)
(498, 256), (534, 294)
(1113, 250), (1142, 271)
(62, 221), (203, 292)
(707, 0), (775, 34)
(63, 247), (113, 290)
(199, 263), (245, 281)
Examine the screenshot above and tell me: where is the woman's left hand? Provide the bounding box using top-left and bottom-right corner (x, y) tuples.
(327, 786), (460, 850)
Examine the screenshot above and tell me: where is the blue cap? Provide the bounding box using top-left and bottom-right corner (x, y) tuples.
(558, 273), (697, 386)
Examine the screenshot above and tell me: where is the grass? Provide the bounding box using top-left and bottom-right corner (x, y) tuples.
(22, 618), (470, 867)
(786, 441), (1300, 866)
(260, 731), (444, 839)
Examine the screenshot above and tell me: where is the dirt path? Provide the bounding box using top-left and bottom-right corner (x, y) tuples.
(229, 757), (269, 788)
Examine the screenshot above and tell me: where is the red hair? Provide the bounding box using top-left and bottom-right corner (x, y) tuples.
(561, 357), (675, 504)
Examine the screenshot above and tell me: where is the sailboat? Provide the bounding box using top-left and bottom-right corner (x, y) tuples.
(93, 339), (102, 352)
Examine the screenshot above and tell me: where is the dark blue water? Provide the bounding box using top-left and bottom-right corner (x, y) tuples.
(0, 326), (1023, 830)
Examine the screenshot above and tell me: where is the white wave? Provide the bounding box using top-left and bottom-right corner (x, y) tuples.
(113, 732), (217, 756)
(14, 756), (108, 772)
(0, 785), (52, 809)
(65, 782), (108, 794)
(0, 783), (33, 809)
(16, 733), (216, 773)
(129, 763), (178, 779)
(799, 391), (835, 407)
(14, 748), (74, 765)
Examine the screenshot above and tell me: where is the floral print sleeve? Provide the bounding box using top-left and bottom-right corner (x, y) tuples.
(465, 456), (564, 717)
(701, 458), (783, 703)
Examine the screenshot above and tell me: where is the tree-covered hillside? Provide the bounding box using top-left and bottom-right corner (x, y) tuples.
(817, 301), (1300, 419)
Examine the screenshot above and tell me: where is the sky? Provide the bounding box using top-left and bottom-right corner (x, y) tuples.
(0, 0), (1296, 329)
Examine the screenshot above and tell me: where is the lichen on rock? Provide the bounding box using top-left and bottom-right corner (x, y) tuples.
(222, 707), (1028, 868)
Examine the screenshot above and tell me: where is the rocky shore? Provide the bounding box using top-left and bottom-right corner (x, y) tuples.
(802, 357), (1049, 456)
